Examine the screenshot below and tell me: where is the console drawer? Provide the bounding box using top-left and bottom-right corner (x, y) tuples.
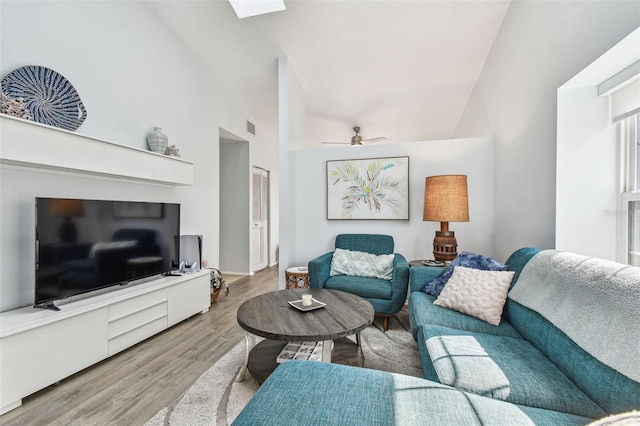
(108, 289), (166, 321)
(108, 301), (167, 339)
(108, 315), (166, 356)
(107, 290), (168, 356)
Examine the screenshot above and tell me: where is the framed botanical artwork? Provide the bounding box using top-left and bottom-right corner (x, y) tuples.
(326, 156), (409, 220)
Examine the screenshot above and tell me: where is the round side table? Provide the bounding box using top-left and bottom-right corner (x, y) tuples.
(285, 266), (310, 289)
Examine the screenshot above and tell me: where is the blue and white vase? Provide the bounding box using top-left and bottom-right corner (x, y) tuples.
(147, 127), (168, 154)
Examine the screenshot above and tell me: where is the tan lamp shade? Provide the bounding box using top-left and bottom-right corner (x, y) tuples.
(423, 175), (469, 222)
(423, 175), (469, 261)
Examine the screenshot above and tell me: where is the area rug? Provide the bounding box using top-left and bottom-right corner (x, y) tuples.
(146, 309), (421, 426)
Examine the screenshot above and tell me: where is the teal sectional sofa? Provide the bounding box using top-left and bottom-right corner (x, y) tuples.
(409, 248), (640, 421)
(233, 248), (640, 425)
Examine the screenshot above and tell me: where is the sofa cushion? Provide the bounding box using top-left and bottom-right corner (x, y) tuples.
(433, 266), (515, 325)
(330, 248), (394, 280)
(409, 291), (522, 341)
(507, 301), (640, 416)
(423, 251), (510, 297)
(509, 250), (640, 384)
(421, 325), (607, 419)
(233, 361), (592, 426)
(325, 275), (393, 300)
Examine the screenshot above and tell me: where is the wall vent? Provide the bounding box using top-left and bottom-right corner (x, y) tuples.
(247, 120), (256, 135)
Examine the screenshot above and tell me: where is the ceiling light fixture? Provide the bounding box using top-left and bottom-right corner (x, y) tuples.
(228, 0), (286, 19)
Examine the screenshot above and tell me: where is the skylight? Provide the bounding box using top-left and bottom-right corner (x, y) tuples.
(228, 0), (286, 19)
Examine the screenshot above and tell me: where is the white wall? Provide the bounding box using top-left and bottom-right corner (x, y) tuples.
(557, 28), (640, 261)
(220, 141), (251, 274)
(289, 137), (496, 266)
(556, 87), (617, 260)
(454, 0), (640, 261)
(278, 57), (307, 287)
(0, 2), (277, 311)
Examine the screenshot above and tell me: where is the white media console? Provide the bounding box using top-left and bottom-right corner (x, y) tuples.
(0, 270), (210, 415)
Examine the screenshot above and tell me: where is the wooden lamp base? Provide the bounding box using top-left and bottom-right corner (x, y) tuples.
(433, 222), (458, 262)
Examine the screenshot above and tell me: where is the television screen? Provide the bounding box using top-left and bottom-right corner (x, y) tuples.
(35, 198), (180, 309)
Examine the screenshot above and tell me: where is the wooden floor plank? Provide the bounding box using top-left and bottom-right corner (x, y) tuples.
(0, 266), (279, 426)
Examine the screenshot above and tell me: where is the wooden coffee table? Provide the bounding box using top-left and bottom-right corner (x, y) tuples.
(236, 288), (374, 383)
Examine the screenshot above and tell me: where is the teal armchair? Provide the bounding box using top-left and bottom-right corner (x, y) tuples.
(308, 234), (410, 331)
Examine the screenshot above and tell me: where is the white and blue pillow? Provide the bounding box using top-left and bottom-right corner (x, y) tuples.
(330, 248), (394, 280)
(423, 251), (510, 297)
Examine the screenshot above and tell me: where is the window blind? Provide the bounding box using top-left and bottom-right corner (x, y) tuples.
(612, 79), (640, 122)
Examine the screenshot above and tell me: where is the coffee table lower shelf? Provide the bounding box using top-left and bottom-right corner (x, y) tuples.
(247, 338), (364, 384)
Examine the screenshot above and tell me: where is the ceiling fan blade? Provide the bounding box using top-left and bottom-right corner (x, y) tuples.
(322, 141), (350, 144)
(362, 136), (388, 143)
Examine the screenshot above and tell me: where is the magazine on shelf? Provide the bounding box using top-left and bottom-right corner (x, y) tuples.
(276, 341), (324, 363)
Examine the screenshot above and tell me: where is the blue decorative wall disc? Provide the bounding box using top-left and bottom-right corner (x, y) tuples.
(1, 65), (87, 131)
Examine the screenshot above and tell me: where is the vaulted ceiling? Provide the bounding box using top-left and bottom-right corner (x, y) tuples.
(149, 1), (511, 145)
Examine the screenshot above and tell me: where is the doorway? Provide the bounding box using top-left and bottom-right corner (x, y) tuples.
(251, 167), (270, 272)
(219, 129), (250, 275)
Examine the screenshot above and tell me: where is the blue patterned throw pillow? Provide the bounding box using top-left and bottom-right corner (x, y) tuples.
(423, 251), (510, 297)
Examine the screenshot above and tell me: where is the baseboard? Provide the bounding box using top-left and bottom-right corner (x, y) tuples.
(221, 270), (251, 276)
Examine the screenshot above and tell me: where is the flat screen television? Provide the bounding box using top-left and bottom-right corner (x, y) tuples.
(35, 198), (180, 310)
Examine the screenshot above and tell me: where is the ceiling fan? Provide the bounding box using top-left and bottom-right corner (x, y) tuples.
(322, 127), (388, 147)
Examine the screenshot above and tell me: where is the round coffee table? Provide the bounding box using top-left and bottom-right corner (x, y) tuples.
(236, 288), (374, 383)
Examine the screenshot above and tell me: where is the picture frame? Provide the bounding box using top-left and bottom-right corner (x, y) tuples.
(326, 156), (409, 220)
(112, 202), (164, 219)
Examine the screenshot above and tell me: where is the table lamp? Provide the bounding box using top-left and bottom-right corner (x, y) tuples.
(423, 175), (469, 261)
(49, 198), (85, 243)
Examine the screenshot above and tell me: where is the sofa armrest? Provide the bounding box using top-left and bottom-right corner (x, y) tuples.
(233, 361), (592, 426)
(308, 252), (333, 288)
(409, 265), (446, 293)
(389, 253), (410, 312)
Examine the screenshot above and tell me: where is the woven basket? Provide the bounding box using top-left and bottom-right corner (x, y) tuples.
(210, 268), (226, 303)
(211, 287), (222, 303)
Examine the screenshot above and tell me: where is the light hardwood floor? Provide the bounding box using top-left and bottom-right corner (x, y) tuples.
(1, 266), (279, 426)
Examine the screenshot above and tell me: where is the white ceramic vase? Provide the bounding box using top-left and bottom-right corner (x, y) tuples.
(147, 127), (168, 154)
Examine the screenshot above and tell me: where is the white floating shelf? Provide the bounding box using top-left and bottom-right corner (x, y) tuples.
(0, 114), (194, 186)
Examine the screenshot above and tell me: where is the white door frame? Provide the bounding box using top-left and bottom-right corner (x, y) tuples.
(251, 166), (270, 272)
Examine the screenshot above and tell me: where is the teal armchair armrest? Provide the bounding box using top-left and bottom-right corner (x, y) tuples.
(308, 252), (333, 288)
(388, 253), (410, 314)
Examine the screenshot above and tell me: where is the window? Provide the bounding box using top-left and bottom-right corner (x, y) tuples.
(619, 113), (640, 265)
(629, 201), (640, 265)
(620, 113), (639, 192)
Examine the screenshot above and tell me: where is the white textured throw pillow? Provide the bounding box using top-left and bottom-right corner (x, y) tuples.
(433, 266), (515, 325)
(330, 248), (394, 280)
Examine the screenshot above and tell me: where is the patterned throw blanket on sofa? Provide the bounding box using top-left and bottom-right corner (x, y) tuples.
(508, 250), (640, 382)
